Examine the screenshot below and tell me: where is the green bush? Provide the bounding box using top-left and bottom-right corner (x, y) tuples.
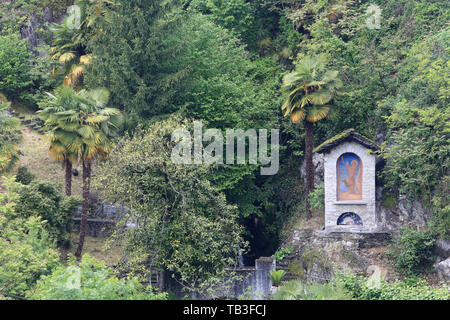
(14, 180), (81, 246)
(333, 273), (449, 300)
(0, 34), (31, 100)
(15, 165), (36, 185)
(0, 186), (61, 298)
(309, 183), (325, 210)
(273, 247), (292, 263)
(271, 280), (352, 300)
(389, 228), (436, 276)
(429, 176), (450, 239)
(27, 254), (167, 300)
(0, 105), (20, 173)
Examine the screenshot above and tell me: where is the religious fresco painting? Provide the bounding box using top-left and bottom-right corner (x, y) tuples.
(337, 153), (362, 201)
(337, 212), (363, 225)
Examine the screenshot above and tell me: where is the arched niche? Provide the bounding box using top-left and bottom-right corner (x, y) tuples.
(337, 212), (363, 225)
(336, 152), (363, 201)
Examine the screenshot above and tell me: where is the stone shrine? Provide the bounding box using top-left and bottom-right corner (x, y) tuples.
(314, 129), (380, 232)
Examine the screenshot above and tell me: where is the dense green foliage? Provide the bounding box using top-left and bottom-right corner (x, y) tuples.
(0, 0), (73, 36)
(334, 273), (449, 300)
(0, 104), (20, 173)
(380, 26), (449, 237)
(388, 228), (437, 276)
(15, 165), (36, 185)
(14, 180), (80, 245)
(0, 178), (61, 299)
(0, 34), (31, 100)
(28, 254), (167, 300)
(93, 116), (245, 295)
(0, 0), (448, 300)
(271, 280), (352, 300)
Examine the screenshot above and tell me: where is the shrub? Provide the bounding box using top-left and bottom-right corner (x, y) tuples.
(27, 254), (167, 300)
(309, 183), (325, 210)
(429, 176), (450, 239)
(333, 273), (449, 300)
(14, 180), (81, 246)
(15, 165), (36, 185)
(0, 211), (61, 298)
(389, 227), (436, 276)
(0, 34), (31, 99)
(0, 105), (20, 173)
(271, 280), (352, 300)
(0, 178), (61, 298)
(270, 270), (286, 286)
(273, 247), (292, 263)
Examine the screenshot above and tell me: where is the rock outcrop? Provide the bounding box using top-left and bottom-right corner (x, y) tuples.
(434, 239), (450, 260)
(278, 228), (393, 283)
(300, 152), (324, 187)
(376, 187), (430, 233)
(434, 258), (450, 283)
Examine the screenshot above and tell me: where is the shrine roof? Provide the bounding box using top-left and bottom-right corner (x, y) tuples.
(314, 129), (379, 154)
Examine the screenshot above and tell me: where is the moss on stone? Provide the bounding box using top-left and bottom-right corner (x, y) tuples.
(314, 128), (379, 153)
(301, 248), (333, 272)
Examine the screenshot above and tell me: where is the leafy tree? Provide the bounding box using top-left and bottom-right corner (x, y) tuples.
(86, 3), (280, 128)
(0, 34), (32, 100)
(93, 116), (245, 295)
(281, 55), (342, 219)
(85, 0), (182, 122)
(86, 3), (290, 261)
(189, 0), (259, 48)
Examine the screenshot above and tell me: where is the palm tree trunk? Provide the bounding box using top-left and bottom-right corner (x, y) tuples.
(65, 159), (72, 196)
(304, 121), (315, 220)
(75, 158), (91, 259)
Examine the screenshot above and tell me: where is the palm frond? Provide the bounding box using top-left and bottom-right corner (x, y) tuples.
(59, 52), (76, 63)
(291, 109), (306, 123)
(79, 55), (92, 65)
(306, 105), (330, 123)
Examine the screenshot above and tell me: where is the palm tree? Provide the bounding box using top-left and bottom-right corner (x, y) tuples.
(39, 86), (123, 258)
(281, 55), (342, 219)
(49, 15), (92, 89)
(49, 0), (108, 88)
(38, 87), (83, 195)
(0, 103), (20, 173)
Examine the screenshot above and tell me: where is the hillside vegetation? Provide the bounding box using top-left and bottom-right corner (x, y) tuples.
(0, 0), (448, 300)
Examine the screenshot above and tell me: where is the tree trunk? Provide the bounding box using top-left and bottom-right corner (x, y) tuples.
(75, 158), (91, 259)
(304, 121), (315, 220)
(158, 270), (168, 293)
(65, 159), (72, 196)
